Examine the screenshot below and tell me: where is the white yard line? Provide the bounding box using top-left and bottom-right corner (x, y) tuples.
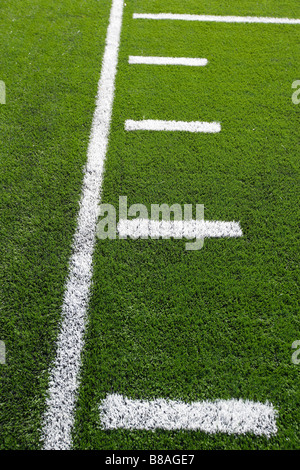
(100, 394), (277, 437)
(125, 120), (221, 133)
(133, 13), (300, 24)
(129, 56), (208, 66)
(117, 219), (243, 239)
(42, 0), (124, 450)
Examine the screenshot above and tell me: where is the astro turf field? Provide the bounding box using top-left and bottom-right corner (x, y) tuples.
(0, 0), (300, 450)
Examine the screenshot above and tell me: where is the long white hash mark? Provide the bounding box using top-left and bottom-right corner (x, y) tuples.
(125, 120), (221, 133)
(42, 0), (124, 450)
(100, 394), (277, 437)
(129, 56), (208, 66)
(133, 13), (300, 24)
(117, 219), (243, 239)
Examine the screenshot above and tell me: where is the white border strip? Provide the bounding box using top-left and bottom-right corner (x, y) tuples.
(129, 56), (208, 66)
(133, 13), (300, 24)
(42, 0), (124, 450)
(125, 120), (221, 133)
(117, 219), (243, 239)
(100, 394), (277, 437)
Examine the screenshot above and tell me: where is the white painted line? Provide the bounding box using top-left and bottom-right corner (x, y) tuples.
(117, 219), (243, 239)
(42, 0), (124, 450)
(128, 56), (208, 66)
(100, 394), (278, 437)
(125, 120), (221, 133)
(133, 13), (300, 24)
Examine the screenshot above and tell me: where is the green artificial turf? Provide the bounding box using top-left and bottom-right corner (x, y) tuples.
(1, 0), (300, 450)
(73, 0), (300, 450)
(0, 0), (112, 449)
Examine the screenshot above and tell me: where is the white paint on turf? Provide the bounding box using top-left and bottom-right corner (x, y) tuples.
(99, 394), (277, 437)
(42, 0), (124, 450)
(125, 120), (221, 133)
(133, 13), (300, 24)
(117, 219), (243, 239)
(129, 56), (208, 66)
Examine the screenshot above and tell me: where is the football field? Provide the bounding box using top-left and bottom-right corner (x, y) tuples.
(0, 0), (300, 450)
